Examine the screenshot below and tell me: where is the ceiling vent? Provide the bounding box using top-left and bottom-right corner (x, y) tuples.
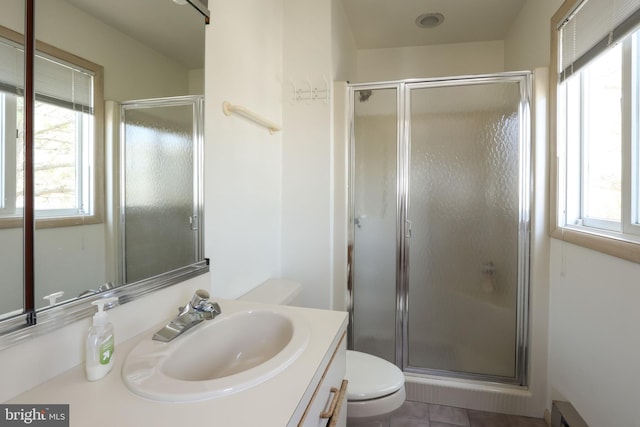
(415, 13), (445, 29)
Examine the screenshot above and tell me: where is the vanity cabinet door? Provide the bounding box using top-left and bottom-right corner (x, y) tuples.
(299, 334), (347, 427)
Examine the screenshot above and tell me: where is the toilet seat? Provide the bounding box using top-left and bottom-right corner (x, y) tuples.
(345, 350), (404, 401)
(347, 387), (406, 418)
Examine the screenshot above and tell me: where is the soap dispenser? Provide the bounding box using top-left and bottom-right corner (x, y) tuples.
(85, 297), (118, 381)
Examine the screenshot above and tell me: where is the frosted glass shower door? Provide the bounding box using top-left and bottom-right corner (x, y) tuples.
(351, 87), (399, 363)
(121, 97), (202, 283)
(405, 79), (528, 381)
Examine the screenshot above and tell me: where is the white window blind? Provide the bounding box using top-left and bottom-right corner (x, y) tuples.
(558, 0), (640, 81)
(0, 39), (24, 95)
(0, 37), (93, 112)
(35, 53), (93, 113)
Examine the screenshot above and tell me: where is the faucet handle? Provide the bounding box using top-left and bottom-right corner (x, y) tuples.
(199, 301), (222, 320)
(190, 289), (210, 309)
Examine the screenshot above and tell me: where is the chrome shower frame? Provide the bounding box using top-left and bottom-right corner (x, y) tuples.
(347, 72), (532, 387)
(118, 95), (205, 284)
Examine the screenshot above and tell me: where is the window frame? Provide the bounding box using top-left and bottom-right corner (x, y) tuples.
(0, 25), (104, 230)
(564, 42), (623, 233)
(550, 0), (640, 263)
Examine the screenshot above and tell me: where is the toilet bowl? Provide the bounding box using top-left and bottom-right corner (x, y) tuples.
(238, 279), (405, 418)
(345, 350), (406, 419)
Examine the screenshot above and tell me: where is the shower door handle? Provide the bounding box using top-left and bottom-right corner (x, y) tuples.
(405, 220), (412, 238)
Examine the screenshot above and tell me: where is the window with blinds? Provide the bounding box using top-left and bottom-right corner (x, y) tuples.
(0, 25), (103, 227)
(551, 0), (640, 262)
(558, 0), (640, 80)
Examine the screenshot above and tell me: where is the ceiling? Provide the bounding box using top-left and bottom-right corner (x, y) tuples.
(63, 0), (526, 70)
(340, 0), (527, 49)
(64, 0), (206, 69)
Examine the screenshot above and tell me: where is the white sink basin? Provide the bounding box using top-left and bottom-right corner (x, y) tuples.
(122, 307), (310, 402)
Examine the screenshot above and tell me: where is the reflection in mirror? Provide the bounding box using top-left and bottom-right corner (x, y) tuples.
(0, 1), (25, 320)
(32, 0), (206, 311)
(120, 97), (204, 284)
(0, 0), (207, 324)
(31, 38), (106, 310)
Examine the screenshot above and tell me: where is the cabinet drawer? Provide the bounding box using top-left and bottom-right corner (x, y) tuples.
(299, 333), (347, 427)
(323, 379), (348, 427)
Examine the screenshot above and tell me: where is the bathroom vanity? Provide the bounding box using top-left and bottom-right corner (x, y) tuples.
(8, 299), (348, 427)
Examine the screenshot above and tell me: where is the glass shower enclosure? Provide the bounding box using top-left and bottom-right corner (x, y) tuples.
(348, 73), (531, 385)
(120, 96), (204, 284)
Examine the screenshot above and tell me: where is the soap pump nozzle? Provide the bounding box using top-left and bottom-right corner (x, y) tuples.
(91, 297), (118, 325)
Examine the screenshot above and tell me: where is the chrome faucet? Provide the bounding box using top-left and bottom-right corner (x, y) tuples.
(152, 289), (221, 342)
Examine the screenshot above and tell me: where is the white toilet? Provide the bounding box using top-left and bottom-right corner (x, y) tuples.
(345, 350), (406, 419)
(239, 279), (406, 419)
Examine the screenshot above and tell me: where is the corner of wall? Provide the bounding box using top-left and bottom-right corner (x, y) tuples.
(529, 66), (551, 417)
(204, 0), (284, 299)
(503, 0), (563, 71)
(281, 0), (334, 309)
(331, 81), (349, 312)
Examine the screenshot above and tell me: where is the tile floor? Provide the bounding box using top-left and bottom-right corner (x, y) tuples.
(347, 401), (548, 427)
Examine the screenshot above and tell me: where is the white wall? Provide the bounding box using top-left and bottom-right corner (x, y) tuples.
(35, 225), (106, 302)
(204, 0), (283, 299)
(189, 68), (205, 95)
(504, 0), (564, 72)
(0, 228), (22, 316)
(548, 240), (640, 426)
(202, 0), (354, 309)
(279, 0), (355, 311)
(527, 67), (551, 418)
(355, 41), (505, 82)
(332, 81), (350, 312)
(281, 0), (334, 309)
(331, 0), (357, 82)
(0, 0), (23, 34)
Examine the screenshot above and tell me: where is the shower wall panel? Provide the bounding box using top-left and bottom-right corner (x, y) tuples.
(352, 88), (398, 363)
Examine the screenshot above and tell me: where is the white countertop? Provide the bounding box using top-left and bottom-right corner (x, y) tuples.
(9, 299), (348, 427)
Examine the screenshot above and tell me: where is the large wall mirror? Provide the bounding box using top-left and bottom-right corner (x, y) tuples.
(0, 0), (209, 342)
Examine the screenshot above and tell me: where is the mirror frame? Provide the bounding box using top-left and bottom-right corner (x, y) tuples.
(0, 0), (210, 349)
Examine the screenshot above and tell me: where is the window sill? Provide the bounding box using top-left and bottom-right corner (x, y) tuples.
(0, 212), (103, 230)
(550, 225), (640, 264)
